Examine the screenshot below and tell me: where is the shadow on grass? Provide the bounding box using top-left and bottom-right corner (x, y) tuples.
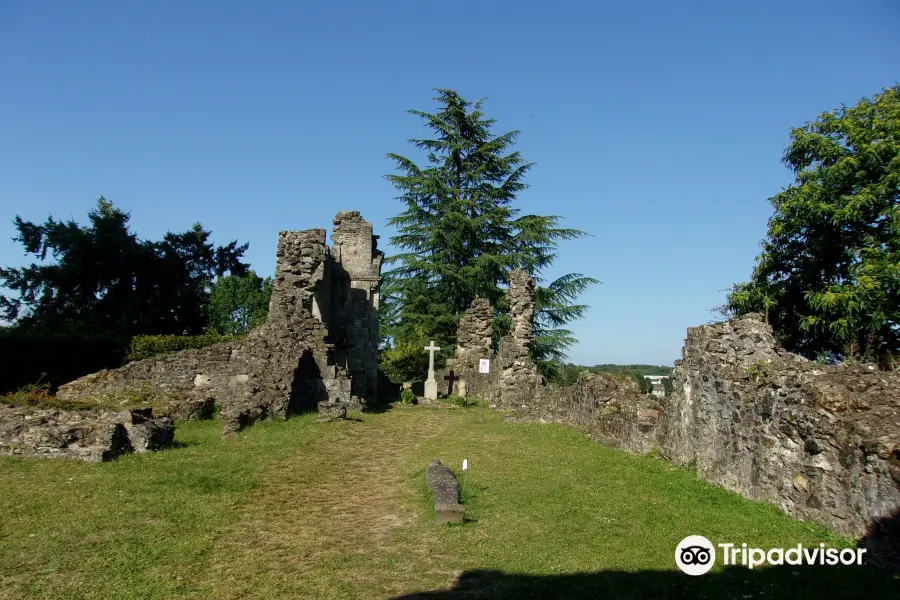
(363, 401), (396, 415)
(167, 439), (197, 450)
(392, 564), (899, 599)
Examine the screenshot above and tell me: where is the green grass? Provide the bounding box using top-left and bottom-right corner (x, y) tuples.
(0, 406), (896, 599)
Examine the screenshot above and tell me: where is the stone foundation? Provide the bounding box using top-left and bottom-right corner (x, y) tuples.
(0, 405), (174, 462)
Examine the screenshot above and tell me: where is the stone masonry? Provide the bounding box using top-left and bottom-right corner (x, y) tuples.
(57, 211), (383, 434)
(425, 458), (465, 524)
(512, 313), (899, 562)
(498, 270), (543, 408)
(0, 405), (174, 462)
(453, 298), (496, 399)
(659, 314), (900, 541)
(530, 372), (660, 454)
(447, 270), (542, 407)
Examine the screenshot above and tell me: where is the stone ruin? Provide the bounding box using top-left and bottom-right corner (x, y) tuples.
(447, 270), (899, 564)
(438, 269), (543, 406)
(0, 406), (174, 462)
(55, 211), (383, 436)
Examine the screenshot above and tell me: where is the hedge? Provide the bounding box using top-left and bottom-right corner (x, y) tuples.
(0, 333), (129, 394)
(0, 332), (242, 394)
(127, 332), (240, 361)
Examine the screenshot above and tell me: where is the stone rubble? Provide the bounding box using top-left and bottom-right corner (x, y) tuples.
(0, 405), (174, 462)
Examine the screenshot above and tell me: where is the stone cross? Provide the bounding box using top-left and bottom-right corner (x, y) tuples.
(424, 340), (440, 400)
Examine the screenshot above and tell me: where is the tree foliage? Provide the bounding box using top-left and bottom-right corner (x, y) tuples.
(725, 86), (900, 366)
(0, 198), (250, 337)
(206, 271), (273, 335)
(382, 89), (598, 382)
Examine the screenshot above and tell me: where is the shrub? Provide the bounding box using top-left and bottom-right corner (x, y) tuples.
(127, 332), (240, 360)
(444, 394), (472, 408)
(747, 360), (771, 384)
(1, 378), (93, 411)
(379, 338), (432, 385)
(400, 389), (416, 405)
(0, 332), (129, 394)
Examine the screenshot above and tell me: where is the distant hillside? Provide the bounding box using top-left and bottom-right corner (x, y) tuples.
(585, 364), (673, 376)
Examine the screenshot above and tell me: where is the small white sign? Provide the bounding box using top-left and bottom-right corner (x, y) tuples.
(462, 459), (468, 471)
(479, 359), (490, 373)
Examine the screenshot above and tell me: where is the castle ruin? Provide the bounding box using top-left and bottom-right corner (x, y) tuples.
(57, 211), (383, 433)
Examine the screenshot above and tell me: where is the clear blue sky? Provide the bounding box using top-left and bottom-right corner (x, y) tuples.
(1, 1), (897, 366)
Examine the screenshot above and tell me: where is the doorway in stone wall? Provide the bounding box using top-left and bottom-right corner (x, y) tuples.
(288, 348), (327, 414)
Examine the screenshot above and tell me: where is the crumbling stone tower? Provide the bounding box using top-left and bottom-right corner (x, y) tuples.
(329, 211), (384, 408)
(447, 269), (543, 407)
(57, 211), (383, 432)
(498, 269), (543, 407)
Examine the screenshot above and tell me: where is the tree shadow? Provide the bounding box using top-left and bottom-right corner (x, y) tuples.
(167, 440), (196, 450)
(392, 563), (899, 599)
(858, 509), (900, 570)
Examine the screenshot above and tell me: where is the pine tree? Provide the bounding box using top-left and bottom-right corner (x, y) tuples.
(382, 89), (598, 382)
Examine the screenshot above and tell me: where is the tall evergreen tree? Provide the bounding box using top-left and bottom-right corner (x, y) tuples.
(382, 89), (598, 381)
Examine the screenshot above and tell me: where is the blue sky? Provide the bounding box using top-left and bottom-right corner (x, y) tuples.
(1, 0), (897, 366)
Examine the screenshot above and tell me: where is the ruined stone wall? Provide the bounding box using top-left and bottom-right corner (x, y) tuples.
(0, 406), (173, 462)
(443, 271), (542, 405)
(329, 211), (383, 409)
(532, 373), (660, 454)
(57, 212), (382, 432)
(453, 298), (497, 399)
(520, 312), (899, 547)
(659, 314), (900, 540)
(498, 270), (542, 408)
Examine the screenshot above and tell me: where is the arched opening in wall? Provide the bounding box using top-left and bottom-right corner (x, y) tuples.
(288, 348), (325, 414)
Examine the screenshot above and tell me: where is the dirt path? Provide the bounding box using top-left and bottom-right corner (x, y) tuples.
(196, 408), (462, 599)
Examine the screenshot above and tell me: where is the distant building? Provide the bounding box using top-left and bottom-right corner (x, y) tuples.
(643, 375), (669, 398)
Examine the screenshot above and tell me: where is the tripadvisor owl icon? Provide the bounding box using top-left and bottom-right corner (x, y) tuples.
(676, 535), (716, 575)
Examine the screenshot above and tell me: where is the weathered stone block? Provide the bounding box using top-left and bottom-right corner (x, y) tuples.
(0, 405), (174, 462)
(317, 401), (347, 422)
(425, 458), (464, 524)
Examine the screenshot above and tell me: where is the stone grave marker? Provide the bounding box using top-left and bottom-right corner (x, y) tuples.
(423, 340), (441, 400)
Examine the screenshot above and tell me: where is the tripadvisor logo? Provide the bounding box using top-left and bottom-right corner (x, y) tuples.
(676, 535), (716, 575)
(675, 535), (867, 575)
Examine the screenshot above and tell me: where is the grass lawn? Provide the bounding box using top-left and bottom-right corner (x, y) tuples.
(0, 405), (896, 599)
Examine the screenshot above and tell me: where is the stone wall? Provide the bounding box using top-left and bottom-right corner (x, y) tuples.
(444, 271), (543, 406)
(498, 270), (542, 408)
(521, 312), (899, 552)
(659, 314), (900, 540)
(0, 406), (174, 462)
(452, 298), (497, 399)
(56, 212), (382, 433)
(329, 211), (384, 407)
(530, 373), (660, 454)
